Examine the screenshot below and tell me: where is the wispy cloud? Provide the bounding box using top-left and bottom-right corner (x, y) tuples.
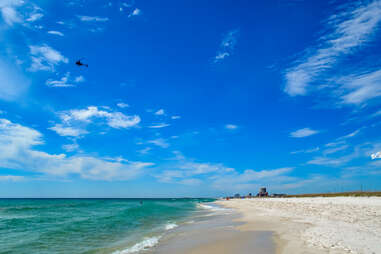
(154, 109), (165, 116)
(128, 8), (141, 18)
(148, 138), (169, 148)
(291, 147), (320, 154)
(26, 12), (43, 22)
(337, 69), (381, 105)
(290, 127), (319, 138)
(371, 151), (381, 159)
(49, 124), (87, 137)
(77, 15), (109, 22)
(29, 45), (68, 72)
(46, 73), (83, 88)
(148, 123), (170, 129)
(284, 1), (381, 97)
(0, 1), (23, 26)
(214, 29), (239, 63)
(62, 143), (79, 152)
(171, 115), (181, 120)
(47, 30), (64, 36)
(117, 102), (129, 108)
(225, 124), (238, 130)
(74, 75), (85, 83)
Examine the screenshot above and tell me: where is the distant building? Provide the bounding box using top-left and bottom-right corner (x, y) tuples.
(234, 193), (240, 198)
(257, 187), (268, 197)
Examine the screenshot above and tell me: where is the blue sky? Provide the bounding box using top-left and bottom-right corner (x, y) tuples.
(1, 0), (381, 197)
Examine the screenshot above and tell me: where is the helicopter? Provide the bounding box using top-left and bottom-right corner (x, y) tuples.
(75, 58), (88, 67)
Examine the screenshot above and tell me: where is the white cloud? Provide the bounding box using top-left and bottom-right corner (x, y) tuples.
(46, 72), (73, 87)
(128, 8), (141, 17)
(337, 69), (381, 105)
(307, 156), (353, 166)
(62, 143), (79, 152)
(0, 118), (153, 180)
(149, 123), (170, 129)
(284, 1), (381, 96)
(154, 109), (165, 115)
(214, 29), (239, 63)
(26, 13), (43, 22)
(77, 15), (109, 22)
(57, 106), (141, 130)
(290, 128), (319, 138)
(323, 144), (349, 155)
(148, 138), (169, 148)
(138, 147), (151, 155)
(46, 73), (85, 88)
(49, 124), (87, 137)
(48, 30), (64, 36)
(117, 102), (129, 108)
(171, 115), (181, 120)
(225, 124), (238, 130)
(291, 147), (320, 154)
(74, 75), (85, 83)
(371, 151), (381, 159)
(0, 0), (23, 26)
(29, 45), (68, 72)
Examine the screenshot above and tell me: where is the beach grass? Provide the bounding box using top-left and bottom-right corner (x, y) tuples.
(286, 191), (381, 197)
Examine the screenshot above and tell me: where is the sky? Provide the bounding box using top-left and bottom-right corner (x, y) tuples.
(1, 0), (381, 198)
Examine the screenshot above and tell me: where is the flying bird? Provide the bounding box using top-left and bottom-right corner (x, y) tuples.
(75, 58), (88, 67)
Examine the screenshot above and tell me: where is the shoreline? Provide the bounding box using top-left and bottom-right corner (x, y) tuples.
(216, 197), (381, 254)
(153, 202), (276, 254)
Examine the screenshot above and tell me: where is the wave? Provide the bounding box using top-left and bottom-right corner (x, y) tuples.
(165, 223), (178, 230)
(197, 203), (229, 212)
(112, 236), (161, 254)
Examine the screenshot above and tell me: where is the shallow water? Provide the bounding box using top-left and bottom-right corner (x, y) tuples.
(154, 202), (275, 254)
(0, 198), (214, 254)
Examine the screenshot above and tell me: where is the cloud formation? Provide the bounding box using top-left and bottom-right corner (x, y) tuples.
(77, 15), (109, 22)
(284, 1), (381, 100)
(290, 128), (319, 138)
(214, 29), (239, 63)
(47, 30), (64, 36)
(50, 106), (141, 138)
(29, 45), (68, 72)
(0, 118), (153, 180)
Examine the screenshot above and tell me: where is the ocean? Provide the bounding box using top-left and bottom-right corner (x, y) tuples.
(0, 198), (215, 254)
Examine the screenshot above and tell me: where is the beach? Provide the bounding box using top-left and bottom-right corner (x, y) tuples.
(215, 197), (381, 254)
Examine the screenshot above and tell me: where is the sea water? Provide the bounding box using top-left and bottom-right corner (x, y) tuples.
(0, 198), (214, 254)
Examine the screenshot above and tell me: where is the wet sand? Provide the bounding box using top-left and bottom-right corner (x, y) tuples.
(154, 204), (275, 254)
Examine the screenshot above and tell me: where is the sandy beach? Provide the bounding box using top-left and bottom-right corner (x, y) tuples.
(216, 197), (381, 254)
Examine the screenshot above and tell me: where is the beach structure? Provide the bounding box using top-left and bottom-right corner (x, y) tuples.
(271, 193), (287, 197)
(257, 187), (268, 197)
(234, 193), (241, 198)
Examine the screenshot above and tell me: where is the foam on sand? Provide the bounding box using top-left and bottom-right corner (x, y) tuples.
(112, 236), (161, 254)
(217, 197), (381, 254)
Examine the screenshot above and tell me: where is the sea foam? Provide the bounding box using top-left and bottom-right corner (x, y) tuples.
(165, 223), (178, 230)
(112, 236), (160, 254)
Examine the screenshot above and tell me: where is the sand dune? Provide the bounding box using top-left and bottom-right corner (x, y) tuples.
(217, 197), (381, 254)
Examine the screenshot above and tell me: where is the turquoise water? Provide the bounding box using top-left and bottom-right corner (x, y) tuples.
(0, 198), (214, 254)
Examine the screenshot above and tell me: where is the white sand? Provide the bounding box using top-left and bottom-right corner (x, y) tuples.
(217, 197), (381, 254)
